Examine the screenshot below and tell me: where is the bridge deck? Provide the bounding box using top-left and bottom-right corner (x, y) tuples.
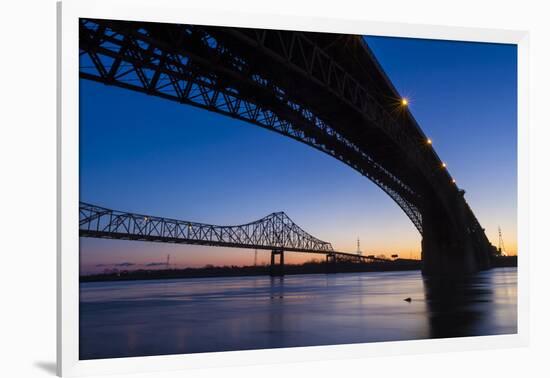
(79, 202), (384, 263)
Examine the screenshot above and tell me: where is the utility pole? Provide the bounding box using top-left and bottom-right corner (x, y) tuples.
(498, 226), (507, 256)
(166, 254), (170, 269)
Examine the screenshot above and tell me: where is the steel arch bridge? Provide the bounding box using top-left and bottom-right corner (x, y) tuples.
(78, 18), (494, 275)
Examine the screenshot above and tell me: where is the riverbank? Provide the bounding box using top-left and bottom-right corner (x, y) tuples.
(80, 256), (517, 282)
(491, 255), (517, 268)
(80, 259), (421, 282)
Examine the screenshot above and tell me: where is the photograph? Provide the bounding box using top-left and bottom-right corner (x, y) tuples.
(77, 18), (518, 360)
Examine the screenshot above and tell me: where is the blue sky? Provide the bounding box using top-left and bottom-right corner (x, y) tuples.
(79, 34), (517, 272)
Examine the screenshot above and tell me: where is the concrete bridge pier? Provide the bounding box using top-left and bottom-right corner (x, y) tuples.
(325, 253), (336, 273)
(421, 232), (477, 276)
(270, 249), (285, 276)
(421, 202), (492, 276)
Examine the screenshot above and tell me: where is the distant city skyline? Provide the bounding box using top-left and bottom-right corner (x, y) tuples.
(79, 34), (517, 273)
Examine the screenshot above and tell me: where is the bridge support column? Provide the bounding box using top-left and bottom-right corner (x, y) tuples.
(326, 253), (336, 273)
(421, 203), (492, 276)
(270, 249), (284, 276)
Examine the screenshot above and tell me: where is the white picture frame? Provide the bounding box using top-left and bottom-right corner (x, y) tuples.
(57, 0), (530, 376)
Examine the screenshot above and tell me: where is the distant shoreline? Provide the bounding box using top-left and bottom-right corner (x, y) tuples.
(80, 256), (516, 282)
(80, 260), (421, 282)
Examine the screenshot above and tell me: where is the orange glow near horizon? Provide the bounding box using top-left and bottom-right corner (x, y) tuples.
(80, 217), (518, 274)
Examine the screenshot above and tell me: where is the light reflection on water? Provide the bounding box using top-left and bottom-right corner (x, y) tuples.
(79, 267), (517, 360)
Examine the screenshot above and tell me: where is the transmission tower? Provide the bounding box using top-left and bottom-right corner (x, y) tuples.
(254, 249), (258, 266)
(166, 254), (171, 269)
(498, 227), (507, 256)
(356, 238), (362, 256)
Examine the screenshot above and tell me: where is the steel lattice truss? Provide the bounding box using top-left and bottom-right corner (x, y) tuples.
(79, 18), (424, 233)
(79, 202), (376, 261)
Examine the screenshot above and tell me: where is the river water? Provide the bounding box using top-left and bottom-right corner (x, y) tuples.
(79, 267), (517, 360)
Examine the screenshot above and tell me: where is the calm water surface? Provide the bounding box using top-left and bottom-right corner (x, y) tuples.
(80, 268), (517, 359)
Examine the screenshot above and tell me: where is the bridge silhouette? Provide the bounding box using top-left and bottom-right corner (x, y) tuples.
(80, 202), (385, 275)
(79, 18), (495, 275)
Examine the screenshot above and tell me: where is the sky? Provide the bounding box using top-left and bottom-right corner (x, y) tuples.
(79, 34), (517, 274)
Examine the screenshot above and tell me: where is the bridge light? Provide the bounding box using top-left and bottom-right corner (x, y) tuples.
(441, 162), (447, 168)
(401, 98), (409, 106)
(427, 138), (432, 145)
(452, 179), (456, 184)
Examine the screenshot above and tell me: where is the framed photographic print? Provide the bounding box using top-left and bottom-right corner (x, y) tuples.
(57, 0), (529, 376)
